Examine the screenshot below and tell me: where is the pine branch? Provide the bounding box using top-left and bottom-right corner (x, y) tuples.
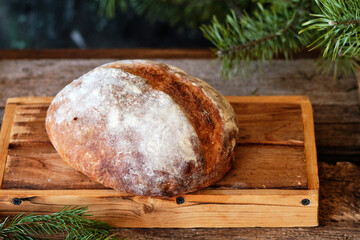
(301, 0), (360, 59)
(96, 0), (360, 78)
(300, 0), (360, 77)
(218, 14), (299, 56)
(335, 20), (360, 25)
(0, 206), (121, 240)
(201, 0), (312, 78)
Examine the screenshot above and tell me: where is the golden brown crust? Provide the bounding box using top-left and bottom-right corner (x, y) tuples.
(104, 62), (224, 173)
(46, 60), (239, 197)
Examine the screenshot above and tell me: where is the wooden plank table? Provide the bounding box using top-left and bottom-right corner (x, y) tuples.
(0, 49), (359, 239)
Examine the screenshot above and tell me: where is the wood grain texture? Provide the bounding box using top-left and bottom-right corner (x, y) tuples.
(0, 189), (318, 228)
(213, 145), (307, 189)
(0, 49), (320, 60)
(0, 54), (355, 236)
(0, 96), (318, 227)
(114, 223), (360, 240)
(0, 59), (358, 158)
(318, 161), (360, 224)
(0, 102), (16, 187)
(0, 59), (357, 107)
(1, 161), (354, 237)
(2, 98), (308, 190)
(4, 149), (107, 190)
(233, 101), (304, 145)
(113, 161), (359, 237)
(3, 103), (107, 190)
(7, 97), (54, 104)
(226, 95), (309, 104)
(301, 101), (319, 191)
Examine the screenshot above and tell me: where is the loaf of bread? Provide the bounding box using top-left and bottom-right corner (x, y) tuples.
(46, 60), (239, 197)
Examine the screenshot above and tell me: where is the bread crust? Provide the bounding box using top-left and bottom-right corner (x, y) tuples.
(46, 60), (239, 197)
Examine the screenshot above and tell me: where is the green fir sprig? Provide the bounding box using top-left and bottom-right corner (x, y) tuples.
(201, 0), (360, 78)
(97, 0), (360, 79)
(200, 0), (313, 78)
(0, 206), (121, 240)
(300, 0), (360, 77)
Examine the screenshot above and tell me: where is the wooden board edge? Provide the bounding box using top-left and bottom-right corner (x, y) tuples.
(0, 189), (318, 203)
(194, 188), (318, 196)
(0, 103), (17, 187)
(301, 101), (319, 191)
(0, 49), (320, 60)
(6, 97), (54, 104)
(225, 95), (309, 104)
(0, 49), (215, 59)
(0, 188), (318, 195)
(0, 189), (318, 228)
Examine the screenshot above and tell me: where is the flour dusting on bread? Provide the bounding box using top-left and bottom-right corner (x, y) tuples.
(51, 66), (199, 179)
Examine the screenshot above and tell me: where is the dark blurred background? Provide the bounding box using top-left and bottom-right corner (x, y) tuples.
(0, 0), (209, 49)
(0, 0), (239, 49)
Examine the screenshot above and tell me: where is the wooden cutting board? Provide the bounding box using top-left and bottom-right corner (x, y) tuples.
(0, 96), (319, 227)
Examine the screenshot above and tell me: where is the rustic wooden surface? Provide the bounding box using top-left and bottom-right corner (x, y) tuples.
(114, 161), (360, 239)
(0, 49), (214, 59)
(0, 48), (319, 59)
(0, 97), (317, 228)
(2, 98), (308, 190)
(0, 58), (359, 159)
(0, 52), (358, 238)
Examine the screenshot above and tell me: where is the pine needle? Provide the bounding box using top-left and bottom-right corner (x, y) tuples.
(300, 0), (360, 78)
(96, 0), (360, 79)
(200, 0), (313, 78)
(0, 206), (122, 240)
